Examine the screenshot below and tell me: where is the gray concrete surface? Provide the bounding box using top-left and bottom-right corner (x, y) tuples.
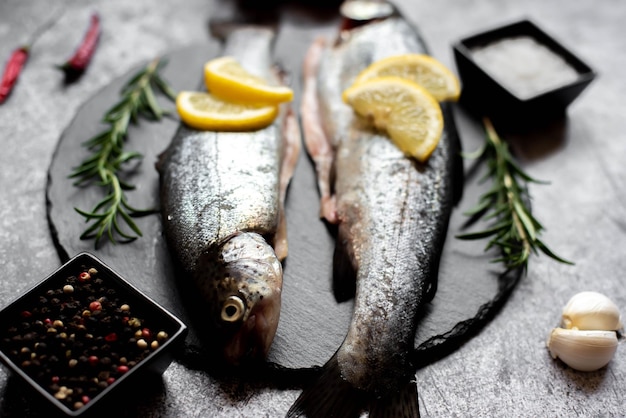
(0, 0), (624, 416)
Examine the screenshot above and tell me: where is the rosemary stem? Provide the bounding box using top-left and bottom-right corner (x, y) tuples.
(485, 118), (532, 256)
(71, 57), (175, 247)
(459, 117), (572, 271)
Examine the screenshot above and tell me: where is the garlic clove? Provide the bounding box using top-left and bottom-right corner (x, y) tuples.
(561, 291), (622, 331)
(547, 327), (618, 372)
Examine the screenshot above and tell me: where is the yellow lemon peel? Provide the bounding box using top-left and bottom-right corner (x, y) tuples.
(353, 54), (460, 102)
(342, 76), (443, 162)
(176, 91), (279, 132)
(204, 56), (293, 104)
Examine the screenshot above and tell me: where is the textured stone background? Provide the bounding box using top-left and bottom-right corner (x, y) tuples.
(0, 0), (625, 416)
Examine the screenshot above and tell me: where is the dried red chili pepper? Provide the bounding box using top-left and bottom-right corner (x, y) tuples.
(59, 13), (101, 77)
(0, 11), (62, 104)
(0, 47), (29, 104)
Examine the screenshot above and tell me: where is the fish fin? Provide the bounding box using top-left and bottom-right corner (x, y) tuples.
(301, 37), (338, 224)
(274, 106), (302, 261)
(332, 228), (357, 302)
(369, 381), (421, 418)
(441, 103), (464, 206)
(286, 353), (365, 418)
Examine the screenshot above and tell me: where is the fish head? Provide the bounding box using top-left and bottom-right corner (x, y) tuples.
(199, 232), (283, 364)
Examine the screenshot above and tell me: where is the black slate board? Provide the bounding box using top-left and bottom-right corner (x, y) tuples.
(46, 24), (522, 377)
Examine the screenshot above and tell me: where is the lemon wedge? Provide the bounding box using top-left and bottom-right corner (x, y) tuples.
(353, 54), (461, 102)
(176, 91), (279, 131)
(342, 76), (443, 162)
(204, 56), (293, 104)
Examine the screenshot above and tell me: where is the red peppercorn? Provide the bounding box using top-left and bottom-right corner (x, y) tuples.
(51, 376), (60, 383)
(107, 377), (116, 385)
(88, 355), (99, 366)
(104, 332), (118, 342)
(117, 365), (129, 374)
(78, 272), (91, 282)
(82, 395), (90, 404)
(89, 301), (102, 311)
(20, 310), (32, 318)
(141, 328), (151, 340)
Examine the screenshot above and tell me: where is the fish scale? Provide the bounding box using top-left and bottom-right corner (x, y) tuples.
(290, 3), (463, 417)
(157, 26), (300, 365)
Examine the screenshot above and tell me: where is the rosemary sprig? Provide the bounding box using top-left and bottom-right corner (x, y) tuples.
(457, 117), (573, 273)
(70, 57), (176, 247)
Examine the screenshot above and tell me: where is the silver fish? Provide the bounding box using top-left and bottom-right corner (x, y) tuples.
(289, 2), (462, 417)
(157, 27), (301, 364)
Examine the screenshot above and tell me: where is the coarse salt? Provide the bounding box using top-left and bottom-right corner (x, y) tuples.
(471, 36), (579, 99)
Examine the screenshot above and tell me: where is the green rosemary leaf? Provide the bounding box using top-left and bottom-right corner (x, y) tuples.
(123, 70), (146, 89)
(114, 151), (143, 165)
(457, 224), (504, 240)
(70, 57), (176, 248)
(483, 203), (509, 222)
(74, 207), (105, 220)
(154, 76), (177, 101)
(463, 197), (492, 217)
(118, 209), (143, 237)
(460, 144), (486, 160)
(104, 225), (116, 246)
(69, 162), (99, 180)
(78, 217), (105, 238)
(91, 194), (117, 214)
(143, 86), (162, 119)
(458, 117), (573, 272)
(536, 239), (575, 265)
(111, 215), (138, 241)
(513, 200), (537, 241)
(508, 158), (545, 184)
(83, 131), (111, 148)
(104, 101), (128, 118)
(122, 199), (156, 216)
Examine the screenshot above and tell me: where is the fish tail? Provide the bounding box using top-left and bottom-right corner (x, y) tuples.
(286, 353), (365, 418)
(286, 354), (421, 418)
(369, 381), (421, 418)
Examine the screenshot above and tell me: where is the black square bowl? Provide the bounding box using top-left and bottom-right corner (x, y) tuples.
(453, 19), (596, 127)
(0, 252), (187, 417)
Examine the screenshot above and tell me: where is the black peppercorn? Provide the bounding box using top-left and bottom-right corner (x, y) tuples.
(0, 262), (175, 413)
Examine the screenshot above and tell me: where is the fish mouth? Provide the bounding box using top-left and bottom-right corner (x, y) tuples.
(222, 290), (281, 364)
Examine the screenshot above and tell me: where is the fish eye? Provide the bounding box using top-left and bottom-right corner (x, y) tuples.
(221, 295), (246, 322)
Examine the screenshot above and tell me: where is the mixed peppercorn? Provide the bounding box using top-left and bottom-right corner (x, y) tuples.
(0, 265), (171, 412)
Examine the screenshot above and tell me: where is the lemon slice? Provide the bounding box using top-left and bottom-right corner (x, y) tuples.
(342, 76), (443, 162)
(204, 56), (293, 104)
(176, 91), (279, 131)
(353, 54), (461, 102)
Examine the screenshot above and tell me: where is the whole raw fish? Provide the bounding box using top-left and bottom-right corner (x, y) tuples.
(288, 2), (462, 416)
(157, 27), (300, 364)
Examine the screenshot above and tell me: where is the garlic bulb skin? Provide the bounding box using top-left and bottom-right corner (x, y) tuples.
(562, 291), (622, 331)
(547, 328), (618, 372)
